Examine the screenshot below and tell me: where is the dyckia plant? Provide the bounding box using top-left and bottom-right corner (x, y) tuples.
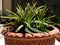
(0, 2), (55, 34)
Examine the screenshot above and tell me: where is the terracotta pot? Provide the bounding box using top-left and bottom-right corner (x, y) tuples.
(4, 35), (55, 45)
(2, 26), (59, 45)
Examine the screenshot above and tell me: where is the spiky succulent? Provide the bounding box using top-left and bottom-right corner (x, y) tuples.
(0, 2), (56, 34)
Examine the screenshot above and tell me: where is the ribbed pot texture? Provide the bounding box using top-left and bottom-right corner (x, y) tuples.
(4, 35), (55, 45)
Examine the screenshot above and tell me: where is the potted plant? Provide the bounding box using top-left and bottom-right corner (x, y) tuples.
(0, 2), (59, 45)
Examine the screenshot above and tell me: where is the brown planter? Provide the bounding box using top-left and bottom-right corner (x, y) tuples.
(4, 35), (55, 45)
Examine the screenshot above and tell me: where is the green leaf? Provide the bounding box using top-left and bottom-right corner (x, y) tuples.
(32, 20), (49, 26)
(38, 5), (48, 19)
(25, 2), (37, 21)
(30, 28), (42, 33)
(16, 5), (24, 18)
(15, 25), (23, 32)
(0, 16), (19, 20)
(25, 28), (33, 34)
(45, 15), (56, 19)
(24, 22), (31, 28)
(6, 9), (18, 17)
